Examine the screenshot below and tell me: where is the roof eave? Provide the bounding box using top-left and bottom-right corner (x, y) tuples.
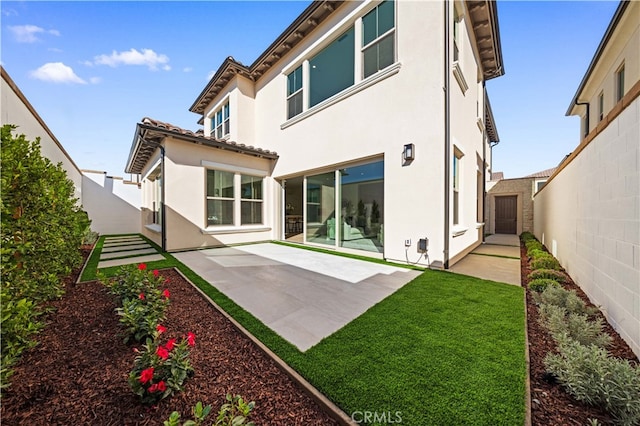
(467, 0), (505, 81)
(566, 0), (629, 116)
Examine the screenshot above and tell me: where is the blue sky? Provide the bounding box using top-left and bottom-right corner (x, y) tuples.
(1, 1), (619, 178)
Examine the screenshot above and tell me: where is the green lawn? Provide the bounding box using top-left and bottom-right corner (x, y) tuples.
(83, 235), (526, 425)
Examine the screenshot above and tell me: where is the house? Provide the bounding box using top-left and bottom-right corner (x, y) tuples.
(125, 0), (504, 269)
(534, 0), (639, 357)
(1, 65), (141, 235)
(484, 167), (555, 236)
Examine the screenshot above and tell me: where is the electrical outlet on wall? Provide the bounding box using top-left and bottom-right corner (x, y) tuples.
(405, 239), (411, 247)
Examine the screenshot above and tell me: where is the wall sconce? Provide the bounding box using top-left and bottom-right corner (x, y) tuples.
(403, 143), (415, 162)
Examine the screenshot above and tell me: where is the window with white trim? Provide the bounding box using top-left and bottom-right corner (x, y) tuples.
(286, 65), (303, 119)
(206, 170), (234, 225)
(241, 175), (263, 224)
(310, 28), (355, 107)
(453, 6), (461, 62)
(453, 150), (463, 225)
(212, 101), (230, 139)
(598, 91), (604, 122)
(615, 63), (625, 102)
(362, 0), (395, 79)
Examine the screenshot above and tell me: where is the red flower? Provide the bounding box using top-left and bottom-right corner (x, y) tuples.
(148, 383), (158, 392)
(156, 324), (166, 334)
(156, 380), (167, 392)
(186, 332), (196, 347)
(138, 293), (145, 300)
(156, 345), (169, 360)
(138, 263), (147, 270)
(162, 289), (170, 299)
(139, 367), (154, 384)
(153, 269), (159, 278)
(165, 338), (177, 351)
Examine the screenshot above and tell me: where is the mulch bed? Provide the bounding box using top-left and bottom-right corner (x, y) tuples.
(0, 250), (338, 425)
(521, 243), (639, 425)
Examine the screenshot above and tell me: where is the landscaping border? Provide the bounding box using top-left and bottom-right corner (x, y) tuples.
(173, 267), (357, 426)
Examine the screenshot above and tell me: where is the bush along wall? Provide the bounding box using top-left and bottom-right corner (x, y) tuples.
(521, 232), (640, 425)
(1, 125), (91, 390)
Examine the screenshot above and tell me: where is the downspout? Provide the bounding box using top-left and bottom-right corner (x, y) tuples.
(575, 101), (590, 139)
(482, 84), (486, 243)
(443, 0), (451, 269)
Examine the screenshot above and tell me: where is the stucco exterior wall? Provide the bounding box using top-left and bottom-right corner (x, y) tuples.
(81, 171), (141, 235)
(534, 96), (640, 357)
(194, 1), (491, 267)
(1, 67), (83, 200)
(486, 178), (536, 235)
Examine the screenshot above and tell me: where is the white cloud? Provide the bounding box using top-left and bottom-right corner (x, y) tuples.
(30, 62), (87, 84)
(93, 48), (170, 71)
(206, 70), (216, 80)
(183, 67), (193, 73)
(89, 76), (102, 84)
(48, 47), (63, 53)
(8, 24), (60, 43)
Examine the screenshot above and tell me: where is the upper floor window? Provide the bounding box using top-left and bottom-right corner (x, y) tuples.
(453, 150), (463, 225)
(362, 0), (395, 78)
(287, 66), (303, 119)
(310, 28), (355, 107)
(453, 6), (461, 62)
(598, 91), (604, 122)
(212, 101), (230, 139)
(616, 63), (625, 102)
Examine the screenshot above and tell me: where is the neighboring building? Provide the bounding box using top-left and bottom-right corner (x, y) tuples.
(485, 167), (555, 236)
(126, 0), (504, 268)
(534, 0), (639, 357)
(1, 66), (141, 235)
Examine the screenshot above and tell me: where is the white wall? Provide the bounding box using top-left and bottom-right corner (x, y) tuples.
(81, 171), (141, 235)
(1, 67), (83, 199)
(534, 97), (640, 357)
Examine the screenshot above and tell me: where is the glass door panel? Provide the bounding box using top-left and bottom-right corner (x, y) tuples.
(306, 172), (335, 246)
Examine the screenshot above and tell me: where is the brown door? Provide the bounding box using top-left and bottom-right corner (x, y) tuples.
(495, 196), (517, 234)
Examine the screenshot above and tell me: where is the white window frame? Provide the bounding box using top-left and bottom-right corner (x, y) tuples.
(598, 91), (604, 122)
(209, 100), (230, 139)
(286, 65), (303, 119)
(361, 0), (396, 80)
(615, 63), (625, 103)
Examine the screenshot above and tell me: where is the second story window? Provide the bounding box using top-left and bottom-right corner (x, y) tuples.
(453, 6), (461, 62)
(598, 91), (604, 122)
(287, 66), (303, 119)
(310, 28), (355, 107)
(212, 101), (230, 139)
(362, 0), (395, 79)
(616, 63), (625, 102)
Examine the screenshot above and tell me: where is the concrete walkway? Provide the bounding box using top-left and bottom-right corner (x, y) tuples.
(97, 235), (165, 269)
(449, 234), (521, 286)
(174, 243), (422, 352)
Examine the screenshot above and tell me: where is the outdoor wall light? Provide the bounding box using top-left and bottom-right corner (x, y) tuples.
(403, 143), (415, 161)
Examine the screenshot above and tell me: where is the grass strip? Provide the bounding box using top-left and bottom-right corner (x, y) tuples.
(84, 235), (527, 424)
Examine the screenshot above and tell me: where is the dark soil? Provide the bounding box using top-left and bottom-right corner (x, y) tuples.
(522, 244), (639, 425)
(0, 253), (338, 425)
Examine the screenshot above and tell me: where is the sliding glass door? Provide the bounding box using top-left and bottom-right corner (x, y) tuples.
(306, 172), (335, 246)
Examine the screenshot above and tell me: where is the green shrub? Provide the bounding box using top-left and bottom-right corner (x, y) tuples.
(545, 336), (640, 426)
(520, 232), (536, 242)
(533, 285), (598, 316)
(531, 256), (561, 271)
(1, 125), (90, 391)
(528, 249), (550, 259)
(525, 240), (544, 253)
(528, 269), (568, 283)
(528, 278), (560, 293)
(165, 396), (256, 426)
(538, 304), (612, 348)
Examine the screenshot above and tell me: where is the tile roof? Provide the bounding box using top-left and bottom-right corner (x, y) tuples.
(125, 117), (278, 174)
(525, 167), (556, 178)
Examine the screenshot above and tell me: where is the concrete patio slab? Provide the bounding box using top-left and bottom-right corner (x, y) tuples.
(101, 243), (152, 253)
(174, 243), (422, 351)
(102, 239), (145, 247)
(450, 236), (522, 286)
(99, 248), (158, 260)
(103, 236), (143, 243)
(98, 253), (165, 269)
(484, 234), (520, 246)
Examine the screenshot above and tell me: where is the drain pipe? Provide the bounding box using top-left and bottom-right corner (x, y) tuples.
(481, 83), (487, 243)
(443, 0), (451, 269)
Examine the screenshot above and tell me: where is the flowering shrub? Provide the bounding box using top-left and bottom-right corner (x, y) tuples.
(129, 327), (196, 405)
(164, 395), (256, 426)
(101, 264), (171, 343)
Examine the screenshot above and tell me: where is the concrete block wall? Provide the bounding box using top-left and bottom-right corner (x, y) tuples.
(534, 97), (640, 357)
(485, 178), (535, 235)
